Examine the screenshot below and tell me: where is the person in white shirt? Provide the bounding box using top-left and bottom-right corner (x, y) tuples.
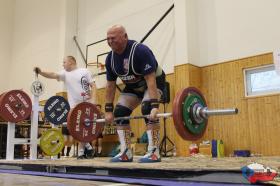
(34, 56), (97, 159)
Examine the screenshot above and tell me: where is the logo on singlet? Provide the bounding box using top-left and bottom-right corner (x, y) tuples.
(123, 58), (129, 73)
(81, 76), (90, 96)
(144, 64), (152, 71)
(120, 75), (136, 81)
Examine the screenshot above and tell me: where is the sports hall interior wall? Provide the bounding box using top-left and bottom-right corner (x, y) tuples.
(1, 1), (279, 157)
(96, 52), (279, 157)
(200, 52), (279, 157)
(0, 0), (14, 92)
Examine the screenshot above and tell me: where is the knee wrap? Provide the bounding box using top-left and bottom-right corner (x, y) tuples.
(113, 105), (132, 125)
(141, 101), (159, 125)
(141, 101), (152, 115)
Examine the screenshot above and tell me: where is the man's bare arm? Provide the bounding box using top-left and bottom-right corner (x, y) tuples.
(40, 71), (59, 80)
(144, 72), (159, 100)
(105, 81), (117, 103)
(34, 67), (59, 80)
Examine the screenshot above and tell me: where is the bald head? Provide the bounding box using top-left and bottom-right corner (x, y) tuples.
(107, 25), (128, 54)
(108, 25), (127, 35)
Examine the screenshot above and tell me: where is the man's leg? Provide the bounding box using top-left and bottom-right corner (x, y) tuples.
(61, 146), (65, 157)
(77, 142), (86, 159)
(84, 142), (95, 158)
(77, 142), (94, 159)
(65, 135), (73, 157)
(62, 126), (74, 158)
(92, 139), (97, 154)
(66, 146), (71, 156)
(139, 90), (163, 163)
(111, 94), (140, 162)
(111, 105), (133, 162)
(97, 137), (103, 156)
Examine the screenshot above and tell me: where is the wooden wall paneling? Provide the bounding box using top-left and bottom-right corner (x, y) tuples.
(161, 74), (176, 152)
(201, 53), (280, 156)
(174, 64), (190, 156)
(174, 64), (202, 156)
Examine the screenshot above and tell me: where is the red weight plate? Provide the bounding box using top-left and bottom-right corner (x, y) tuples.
(172, 87), (208, 141)
(0, 90), (32, 123)
(67, 102), (104, 142)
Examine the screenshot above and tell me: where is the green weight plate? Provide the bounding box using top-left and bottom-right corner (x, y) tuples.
(40, 128), (64, 156)
(182, 93), (206, 134)
(172, 87), (208, 141)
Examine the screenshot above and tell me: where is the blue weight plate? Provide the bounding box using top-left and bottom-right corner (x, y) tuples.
(44, 96), (70, 125)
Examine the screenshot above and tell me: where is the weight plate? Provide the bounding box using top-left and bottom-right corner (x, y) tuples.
(31, 80), (45, 96)
(44, 96), (70, 125)
(183, 93), (207, 134)
(67, 102), (104, 142)
(0, 90), (32, 123)
(40, 128), (64, 156)
(172, 87), (208, 141)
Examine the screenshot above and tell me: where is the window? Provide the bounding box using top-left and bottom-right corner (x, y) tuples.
(244, 64), (280, 97)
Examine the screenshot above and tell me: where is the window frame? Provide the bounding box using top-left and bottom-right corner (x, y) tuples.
(243, 64), (280, 97)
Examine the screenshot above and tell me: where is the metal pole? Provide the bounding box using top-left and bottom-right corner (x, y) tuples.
(87, 107), (238, 124)
(140, 4), (174, 43)
(73, 36), (87, 65)
(94, 113), (172, 123)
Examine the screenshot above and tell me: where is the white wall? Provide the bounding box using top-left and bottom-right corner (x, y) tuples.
(0, 0), (14, 92)
(77, 0), (175, 88)
(2, 0), (279, 96)
(77, 0), (280, 72)
(174, 0), (189, 66)
(7, 0), (78, 100)
(188, 0), (280, 66)
(63, 0), (79, 59)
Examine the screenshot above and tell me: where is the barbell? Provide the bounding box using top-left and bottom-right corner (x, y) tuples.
(40, 87), (238, 155)
(65, 87), (238, 142)
(0, 87), (238, 156)
(81, 109), (236, 124)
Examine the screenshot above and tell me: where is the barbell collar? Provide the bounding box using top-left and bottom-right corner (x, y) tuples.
(199, 107), (238, 119)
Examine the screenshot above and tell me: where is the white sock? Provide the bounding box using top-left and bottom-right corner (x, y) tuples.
(117, 130), (126, 152)
(78, 142), (85, 156)
(117, 129), (131, 152)
(146, 129), (160, 152)
(98, 146), (102, 153)
(147, 130), (154, 151)
(85, 142), (93, 150)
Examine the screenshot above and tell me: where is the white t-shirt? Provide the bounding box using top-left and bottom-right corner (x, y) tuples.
(58, 68), (94, 108)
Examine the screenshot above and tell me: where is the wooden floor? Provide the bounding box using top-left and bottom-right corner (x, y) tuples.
(1, 156), (280, 171)
(0, 156), (280, 185)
